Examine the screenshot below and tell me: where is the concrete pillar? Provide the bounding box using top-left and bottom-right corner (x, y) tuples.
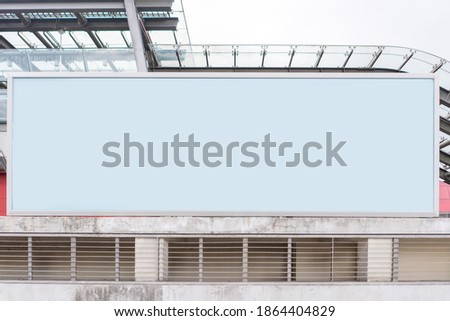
(357, 239), (393, 282)
(158, 239), (169, 281)
(134, 238), (158, 282)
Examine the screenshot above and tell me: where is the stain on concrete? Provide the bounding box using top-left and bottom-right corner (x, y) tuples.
(75, 285), (162, 301)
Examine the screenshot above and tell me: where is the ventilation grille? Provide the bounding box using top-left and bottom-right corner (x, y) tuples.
(0, 236), (449, 282)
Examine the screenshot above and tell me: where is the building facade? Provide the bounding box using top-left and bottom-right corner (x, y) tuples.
(0, 0), (450, 300)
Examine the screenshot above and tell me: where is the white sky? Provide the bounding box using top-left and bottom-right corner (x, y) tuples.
(182, 0), (450, 60)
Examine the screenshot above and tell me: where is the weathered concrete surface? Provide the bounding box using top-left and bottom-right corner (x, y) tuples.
(1, 283), (450, 300)
(0, 216), (449, 235)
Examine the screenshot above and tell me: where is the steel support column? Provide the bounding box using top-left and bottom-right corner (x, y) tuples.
(124, 0), (148, 72)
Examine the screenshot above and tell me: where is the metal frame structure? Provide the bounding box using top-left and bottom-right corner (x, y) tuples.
(0, 0), (181, 70)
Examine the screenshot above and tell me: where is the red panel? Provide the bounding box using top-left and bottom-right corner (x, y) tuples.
(0, 174), (5, 216)
(0, 174), (449, 216)
(439, 182), (450, 213)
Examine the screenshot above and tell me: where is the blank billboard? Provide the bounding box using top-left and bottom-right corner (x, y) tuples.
(8, 73), (438, 216)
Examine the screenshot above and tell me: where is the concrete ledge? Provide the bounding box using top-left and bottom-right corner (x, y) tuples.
(1, 283), (450, 300)
(0, 216), (450, 235)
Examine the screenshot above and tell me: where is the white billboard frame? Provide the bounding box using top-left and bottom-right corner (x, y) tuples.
(7, 72), (439, 217)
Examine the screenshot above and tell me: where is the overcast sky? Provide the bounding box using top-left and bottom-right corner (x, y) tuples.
(182, 0), (449, 60)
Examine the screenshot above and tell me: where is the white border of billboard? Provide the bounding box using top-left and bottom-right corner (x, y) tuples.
(7, 72), (439, 217)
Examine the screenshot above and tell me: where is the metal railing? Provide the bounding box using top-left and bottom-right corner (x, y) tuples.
(148, 44), (450, 87)
(1, 236), (449, 283)
(0, 48), (137, 75)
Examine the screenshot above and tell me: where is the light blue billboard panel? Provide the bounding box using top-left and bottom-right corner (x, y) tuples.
(8, 74), (438, 216)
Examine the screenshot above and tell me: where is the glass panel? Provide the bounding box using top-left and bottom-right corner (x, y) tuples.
(151, 44), (180, 67)
(28, 50), (121, 72)
(149, 30), (177, 45)
(84, 49), (137, 71)
(69, 31), (97, 48)
(290, 45), (322, 68)
(0, 50), (30, 73)
(172, 0), (183, 11)
(20, 32), (45, 49)
(372, 47), (412, 70)
(437, 68), (450, 90)
(28, 49), (73, 71)
(263, 45), (292, 68)
(171, 0), (190, 45)
(103, 49), (138, 71)
(53, 50), (85, 71)
(320, 46), (351, 68)
(95, 31), (130, 48)
(84, 50), (117, 71)
(178, 45), (204, 68)
(207, 45), (234, 68)
(345, 46), (380, 68)
(0, 32), (29, 49)
(401, 51), (442, 74)
(439, 105), (450, 119)
(234, 45), (263, 68)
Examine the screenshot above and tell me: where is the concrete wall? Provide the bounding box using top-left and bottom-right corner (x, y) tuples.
(1, 283), (450, 301)
(1, 216), (450, 235)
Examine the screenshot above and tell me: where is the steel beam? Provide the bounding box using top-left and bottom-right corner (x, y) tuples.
(440, 150), (450, 167)
(137, 13), (159, 66)
(0, 17), (178, 32)
(0, 2), (126, 13)
(134, 0), (174, 11)
(17, 32), (35, 48)
(124, 0), (147, 72)
(287, 47), (295, 69)
(16, 13), (31, 26)
(0, 35), (15, 49)
(397, 51), (414, 71)
(87, 30), (105, 48)
(440, 87), (450, 107)
(120, 31), (131, 48)
(314, 46), (325, 68)
(440, 168), (450, 184)
(33, 31), (54, 48)
(68, 31), (84, 48)
(367, 47), (383, 68)
(74, 13), (88, 27)
(441, 139), (450, 149)
(441, 117), (450, 136)
(43, 31), (61, 48)
(342, 47), (353, 68)
(0, 0), (174, 12)
(431, 60), (445, 73)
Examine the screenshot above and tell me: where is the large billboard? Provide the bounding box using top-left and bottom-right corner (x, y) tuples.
(8, 73), (438, 216)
